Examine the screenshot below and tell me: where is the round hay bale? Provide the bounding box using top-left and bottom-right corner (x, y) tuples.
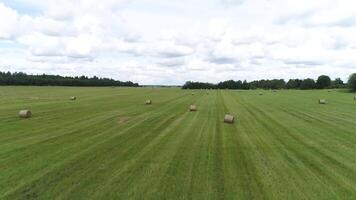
(259, 92), (263, 95)
(191, 93), (194, 95)
(69, 96), (76, 100)
(319, 99), (327, 104)
(19, 110), (32, 118)
(189, 105), (197, 111)
(145, 100), (152, 105)
(224, 114), (234, 124)
(354, 96), (356, 100)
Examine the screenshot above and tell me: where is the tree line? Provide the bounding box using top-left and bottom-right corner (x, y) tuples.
(183, 74), (356, 91)
(0, 71), (139, 87)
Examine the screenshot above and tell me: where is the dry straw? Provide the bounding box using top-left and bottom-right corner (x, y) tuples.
(19, 110), (32, 118)
(189, 105), (197, 111)
(224, 114), (234, 123)
(319, 99), (327, 104)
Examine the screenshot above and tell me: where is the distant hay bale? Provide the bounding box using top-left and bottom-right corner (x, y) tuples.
(69, 96), (76, 100)
(272, 90), (277, 92)
(191, 93), (194, 95)
(145, 100), (152, 105)
(189, 105), (197, 111)
(354, 96), (356, 100)
(19, 110), (32, 118)
(224, 114), (234, 124)
(319, 99), (327, 104)
(259, 92), (263, 95)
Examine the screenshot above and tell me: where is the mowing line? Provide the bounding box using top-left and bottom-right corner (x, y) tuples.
(238, 97), (356, 198)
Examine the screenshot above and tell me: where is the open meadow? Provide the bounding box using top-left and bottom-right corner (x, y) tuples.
(1, 86), (356, 199)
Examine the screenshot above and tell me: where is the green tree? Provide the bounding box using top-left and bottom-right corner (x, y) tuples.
(286, 79), (302, 89)
(316, 75), (331, 89)
(348, 73), (356, 92)
(0, 71), (139, 87)
(331, 78), (344, 88)
(300, 78), (316, 90)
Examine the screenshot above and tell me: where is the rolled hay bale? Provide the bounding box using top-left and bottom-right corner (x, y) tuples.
(69, 96), (76, 100)
(189, 105), (197, 111)
(319, 99), (327, 104)
(19, 110), (32, 118)
(224, 114), (234, 124)
(191, 92), (195, 95)
(259, 92), (263, 95)
(354, 96), (356, 100)
(145, 100), (152, 105)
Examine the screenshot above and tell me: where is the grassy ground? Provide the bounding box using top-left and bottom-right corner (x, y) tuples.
(0, 86), (356, 199)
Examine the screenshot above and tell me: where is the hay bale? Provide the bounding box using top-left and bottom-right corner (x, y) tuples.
(354, 96), (356, 100)
(145, 100), (152, 105)
(69, 96), (76, 100)
(191, 92), (194, 95)
(259, 92), (263, 95)
(19, 110), (32, 118)
(189, 105), (197, 111)
(224, 114), (234, 124)
(319, 99), (327, 104)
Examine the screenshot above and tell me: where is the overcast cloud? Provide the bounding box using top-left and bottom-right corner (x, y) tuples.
(0, 0), (355, 85)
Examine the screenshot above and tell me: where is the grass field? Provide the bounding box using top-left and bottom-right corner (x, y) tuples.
(1, 86), (356, 199)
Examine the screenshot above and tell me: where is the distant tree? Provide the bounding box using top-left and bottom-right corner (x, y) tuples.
(300, 78), (316, 90)
(316, 75), (331, 89)
(331, 78), (344, 88)
(182, 81), (216, 89)
(270, 79), (286, 89)
(0, 71), (139, 87)
(217, 80), (244, 89)
(181, 74), (351, 90)
(348, 73), (356, 92)
(286, 79), (302, 89)
(242, 80), (250, 90)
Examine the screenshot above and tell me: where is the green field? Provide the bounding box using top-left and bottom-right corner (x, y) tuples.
(1, 86), (356, 199)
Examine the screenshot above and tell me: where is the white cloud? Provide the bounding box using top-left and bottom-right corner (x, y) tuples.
(0, 0), (356, 85)
(0, 3), (20, 39)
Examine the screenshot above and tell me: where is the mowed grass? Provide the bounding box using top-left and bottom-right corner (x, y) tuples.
(1, 86), (356, 199)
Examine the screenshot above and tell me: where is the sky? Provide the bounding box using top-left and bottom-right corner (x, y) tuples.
(0, 0), (356, 85)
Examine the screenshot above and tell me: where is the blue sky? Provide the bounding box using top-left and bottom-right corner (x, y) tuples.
(0, 0), (42, 15)
(0, 0), (355, 85)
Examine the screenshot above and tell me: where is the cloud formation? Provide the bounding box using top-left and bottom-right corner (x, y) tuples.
(0, 0), (356, 85)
